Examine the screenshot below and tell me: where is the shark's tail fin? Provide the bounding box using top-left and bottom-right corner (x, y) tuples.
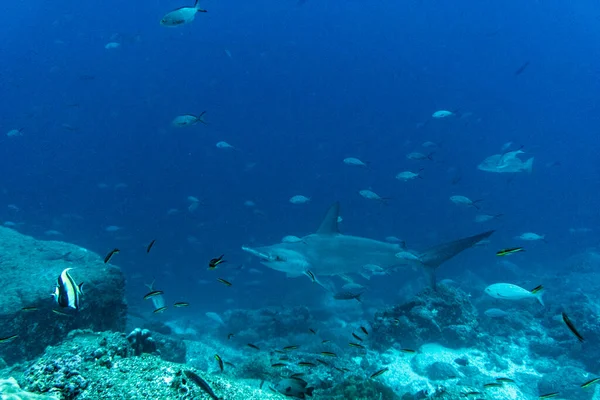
(419, 230), (495, 289)
(419, 230), (495, 269)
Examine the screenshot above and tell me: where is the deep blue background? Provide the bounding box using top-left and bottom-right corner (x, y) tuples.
(1, 0), (599, 313)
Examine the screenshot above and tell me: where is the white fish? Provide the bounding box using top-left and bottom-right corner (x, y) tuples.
(343, 157), (368, 168)
(105, 225), (121, 232)
(282, 235), (304, 243)
(569, 228), (592, 234)
(188, 196), (200, 203)
(484, 283), (544, 306)
(44, 230), (63, 236)
(289, 195), (311, 204)
(515, 232), (546, 242)
(478, 151), (534, 174)
(6, 128), (23, 137)
(358, 189), (388, 203)
(474, 213), (503, 223)
(160, 0), (207, 27)
(450, 195), (482, 209)
(216, 141), (234, 149)
(395, 251), (420, 261)
(172, 112), (206, 127)
(395, 169), (423, 181)
(422, 141), (438, 148)
(244, 200), (256, 208)
(337, 216), (343, 223)
(484, 308), (509, 318)
(406, 152), (433, 161)
(104, 42), (120, 49)
(432, 110), (454, 119)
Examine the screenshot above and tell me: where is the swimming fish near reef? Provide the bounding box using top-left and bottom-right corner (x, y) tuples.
(247, 343), (260, 350)
(0, 334), (18, 343)
(320, 351), (337, 357)
(274, 377), (315, 399)
(153, 306), (167, 313)
(209, 255), (226, 270)
(173, 302), (189, 307)
(52, 268), (84, 310)
(360, 326), (369, 335)
(484, 283), (545, 306)
(343, 157), (369, 168)
(214, 354), (224, 372)
(171, 111), (207, 126)
(561, 312), (584, 342)
(21, 306), (38, 312)
(484, 308), (509, 318)
(217, 278), (232, 287)
(538, 392), (559, 399)
(478, 150), (534, 174)
(580, 377), (600, 389)
(144, 290), (164, 300)
(104, 248), (120, 264)
(496, 247), (524, 257)
(146, 239), (156, 253)
(183, 370), (221, 400)
(370, 367), (389, 379)
(161, 1), (207, 27)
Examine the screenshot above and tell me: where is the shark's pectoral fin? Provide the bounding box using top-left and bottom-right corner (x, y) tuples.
(419, 230), (495, 269)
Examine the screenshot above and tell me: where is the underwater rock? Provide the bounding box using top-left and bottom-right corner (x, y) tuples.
(425, 362), (459, 381)
(12, 330), (283, 399)
(537, 365), (589, 400)
(371, 285), (478, 349)
(0, 227), (127, 365)
(152, 331), (186, 364)
(0, 377), (58, 399)
(126, 328), (157, 356)
(223, 306), (314, 340)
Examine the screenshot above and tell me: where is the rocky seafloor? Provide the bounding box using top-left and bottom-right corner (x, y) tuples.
(2, 228), (600, 399)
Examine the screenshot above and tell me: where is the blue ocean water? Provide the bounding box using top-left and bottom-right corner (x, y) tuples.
(1, 1), (600, 394)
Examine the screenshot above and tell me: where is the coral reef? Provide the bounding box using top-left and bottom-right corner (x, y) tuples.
(126, 328), (156, 356)
(0, 227), (127, 365)
(371, 284), (478, 350)
(4, 330), (287, 400)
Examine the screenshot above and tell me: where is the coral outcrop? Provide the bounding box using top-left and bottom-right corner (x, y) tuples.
(0, 227), (127, 365)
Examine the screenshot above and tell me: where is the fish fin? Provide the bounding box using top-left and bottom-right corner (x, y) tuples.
(355, 294), (363, 303)
(78, 282), (85, 295)
(524, 157), (534, 173)
(426, 267), (437, 290)
(306, 387), (315, 396)
(531, 285), (545, 306)
(316, 202), (340, 234)
(399, 241), (407, 250)
(419, 230), (495, 269)
(197, 8), (207, 12)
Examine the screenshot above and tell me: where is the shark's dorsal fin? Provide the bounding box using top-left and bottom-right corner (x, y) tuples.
(419, 230), (495, 269)
(316, 202), (340, 235)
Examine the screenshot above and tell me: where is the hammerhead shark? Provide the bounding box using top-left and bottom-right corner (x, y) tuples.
(242, 202), (493, 287)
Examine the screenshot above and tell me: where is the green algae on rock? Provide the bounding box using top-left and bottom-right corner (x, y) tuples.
(0, 227), (127, 365)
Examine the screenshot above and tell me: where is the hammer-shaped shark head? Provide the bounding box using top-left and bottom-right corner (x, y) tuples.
(241, 245), (311, 276)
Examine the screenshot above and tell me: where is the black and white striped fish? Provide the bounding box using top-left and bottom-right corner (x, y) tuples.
(52, 268), (84, 310)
